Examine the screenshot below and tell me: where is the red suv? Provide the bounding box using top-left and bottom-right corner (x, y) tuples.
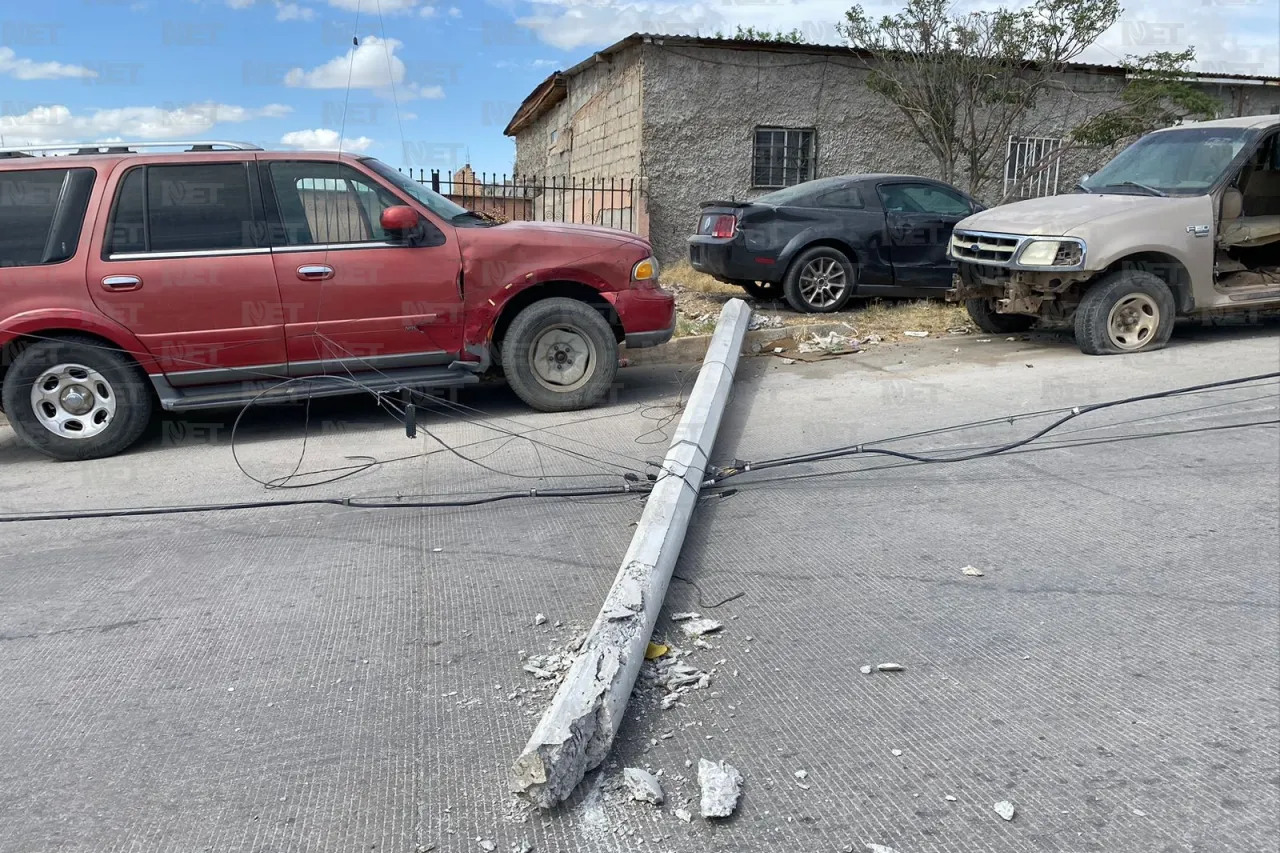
(0, 141), (674, 460)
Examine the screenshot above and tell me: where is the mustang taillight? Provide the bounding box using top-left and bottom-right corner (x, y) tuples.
(710, 215), (737, 239)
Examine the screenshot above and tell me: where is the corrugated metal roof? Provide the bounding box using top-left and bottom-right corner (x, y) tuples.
(507, 32), (1280, 136)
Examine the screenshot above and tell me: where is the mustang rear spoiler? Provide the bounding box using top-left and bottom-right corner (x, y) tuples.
(698, 199), (752, 208)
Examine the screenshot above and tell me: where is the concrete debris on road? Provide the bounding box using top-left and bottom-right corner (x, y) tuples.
(876, 663), (905, 672)
(800, 330), (861, 356)
(945, 794), (958, 801)
(903, 330), (929, 338)
(890, 749), (903, 757)
(479, 840), (496, 852)
(675, 808), (692, 823)
(670, 611), (699, 622)
(961, 565), (985, 577)
(697, 759), (743, 818)
(623, 767), (664, 805)
(638, 642), (717, 708)
(534, 613), (547, 626)
(994, 800), (1017, 821)
(513, 843), (533, 853)
(794, 770), (808, 780)
(859, 665), (873, 675)
(679, 618), (724, 638)
(866, 845), (901, 853)
(749, 313), (784, 330)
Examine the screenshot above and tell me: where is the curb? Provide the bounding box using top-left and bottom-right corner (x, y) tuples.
(624, 321), (853, 366)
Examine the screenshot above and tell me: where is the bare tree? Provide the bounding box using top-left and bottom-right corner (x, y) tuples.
(837, 0), (1214, 200)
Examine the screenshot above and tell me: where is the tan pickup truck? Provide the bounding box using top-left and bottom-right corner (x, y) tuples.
(949, 114), (1280, 354)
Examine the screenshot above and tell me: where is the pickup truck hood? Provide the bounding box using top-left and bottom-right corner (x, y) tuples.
(958, 193), (1163, 236)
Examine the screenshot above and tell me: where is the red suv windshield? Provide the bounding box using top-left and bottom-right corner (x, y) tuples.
(361, 157), (470, 220)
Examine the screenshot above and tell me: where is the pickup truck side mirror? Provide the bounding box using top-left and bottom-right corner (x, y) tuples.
(380, 205), (427, 246)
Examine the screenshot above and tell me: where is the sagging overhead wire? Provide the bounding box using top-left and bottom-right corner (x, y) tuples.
(710, 371), (1280, 483)
(3, 372), (1275, 525)
(0, 482), (655, 525)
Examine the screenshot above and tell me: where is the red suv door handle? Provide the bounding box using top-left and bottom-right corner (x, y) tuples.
(101, 275), (142, 292)
(297, 264), (334, 281)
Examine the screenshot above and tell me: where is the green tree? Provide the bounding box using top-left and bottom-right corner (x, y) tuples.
(837, 0), (1215, 199)
(712, 25), (805, 43)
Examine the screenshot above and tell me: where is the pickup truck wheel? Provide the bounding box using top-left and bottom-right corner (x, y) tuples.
(783, 248), (856, 313)
(739, 281), (783, 300)
(502, 297), (618, 412)
(2, 337), (153, 461)
(1074, 271), (1175, 355)
(965, 298), (1036, 334)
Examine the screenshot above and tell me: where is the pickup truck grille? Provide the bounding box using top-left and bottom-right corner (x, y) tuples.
(951, 230), (1020, 265)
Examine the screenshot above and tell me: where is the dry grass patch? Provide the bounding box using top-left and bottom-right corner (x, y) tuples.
(662, 261), (740, 294)
(662, 260), (972, 339)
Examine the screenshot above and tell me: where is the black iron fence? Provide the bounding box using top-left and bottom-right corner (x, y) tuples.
(398, 168), (647, 235)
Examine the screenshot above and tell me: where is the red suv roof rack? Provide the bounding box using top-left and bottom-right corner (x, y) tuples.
(0, 140), (263, 156)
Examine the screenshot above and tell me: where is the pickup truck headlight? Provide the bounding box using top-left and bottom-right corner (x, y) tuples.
(1015, 239), (1085, 268)
(632, 257), (659, 281)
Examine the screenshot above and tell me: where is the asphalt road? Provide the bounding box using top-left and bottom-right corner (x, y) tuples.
(1, 322), (1278, 853)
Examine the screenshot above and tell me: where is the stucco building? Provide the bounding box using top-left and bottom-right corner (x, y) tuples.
(504, 33), (1280, 263)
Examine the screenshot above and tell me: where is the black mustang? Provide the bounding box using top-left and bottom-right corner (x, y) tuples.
(688, 174), (983, 313)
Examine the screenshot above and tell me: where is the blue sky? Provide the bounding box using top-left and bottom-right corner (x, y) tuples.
(2, 0), (1275, 176)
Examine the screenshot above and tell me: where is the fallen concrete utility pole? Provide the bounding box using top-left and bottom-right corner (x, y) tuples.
(511, 297), (752, 809)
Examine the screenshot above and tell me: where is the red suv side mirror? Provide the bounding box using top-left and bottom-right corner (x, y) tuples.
(380, 205), (420, 233)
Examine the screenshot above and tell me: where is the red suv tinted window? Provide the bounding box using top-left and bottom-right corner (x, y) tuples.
(104, 162), (258, 256)
(0, 167), (95, 267)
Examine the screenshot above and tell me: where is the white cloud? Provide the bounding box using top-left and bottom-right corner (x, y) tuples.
(327, 0), (421, 11)
(447, 6), (461, 16)
(0, 103), (292, 146)
(284, 35), (446, 98)
(0, 47), (99, 81)
(285, 34), (405, 88)
(280, 128), (373, 151)
(227, 0), (256, 8)
(276, 2), (315, 20)
(420, 4), (437, 16)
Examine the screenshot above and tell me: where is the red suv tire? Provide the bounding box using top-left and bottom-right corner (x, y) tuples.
(2, 337), (153, 461)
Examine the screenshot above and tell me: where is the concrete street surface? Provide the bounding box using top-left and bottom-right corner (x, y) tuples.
(1, 322), (1277, 852)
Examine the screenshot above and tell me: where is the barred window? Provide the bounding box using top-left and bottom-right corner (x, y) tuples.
(753, 127), (815, 188)
(1004, 136), (1064, 200)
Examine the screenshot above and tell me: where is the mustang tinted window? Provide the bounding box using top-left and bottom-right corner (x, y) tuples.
(880, 183), (972, 216)
(817, 187), (864, 208)
(0, 168), (95, 268)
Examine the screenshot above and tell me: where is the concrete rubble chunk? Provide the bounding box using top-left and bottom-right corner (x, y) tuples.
(670, 611), (699, 622)
(961, 565), (985, 577)
(866, 845), (901, 853)
(876, 663), (905, 672)
(479, 841), (496, 852)
(794, 770), (808, 780)
(680, 618), (723, 638)
(994, 800), (1017, 821)
(534, 613), (547, 626)
(697, 759), (743, 818)
(891, 749), (903, 757)
(513, 844), (533, 853)
(945, 795), (958, 802)
(623, 768), (664, 805)
(675, 808), (692, 823)
(859, 665), (873, 675)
